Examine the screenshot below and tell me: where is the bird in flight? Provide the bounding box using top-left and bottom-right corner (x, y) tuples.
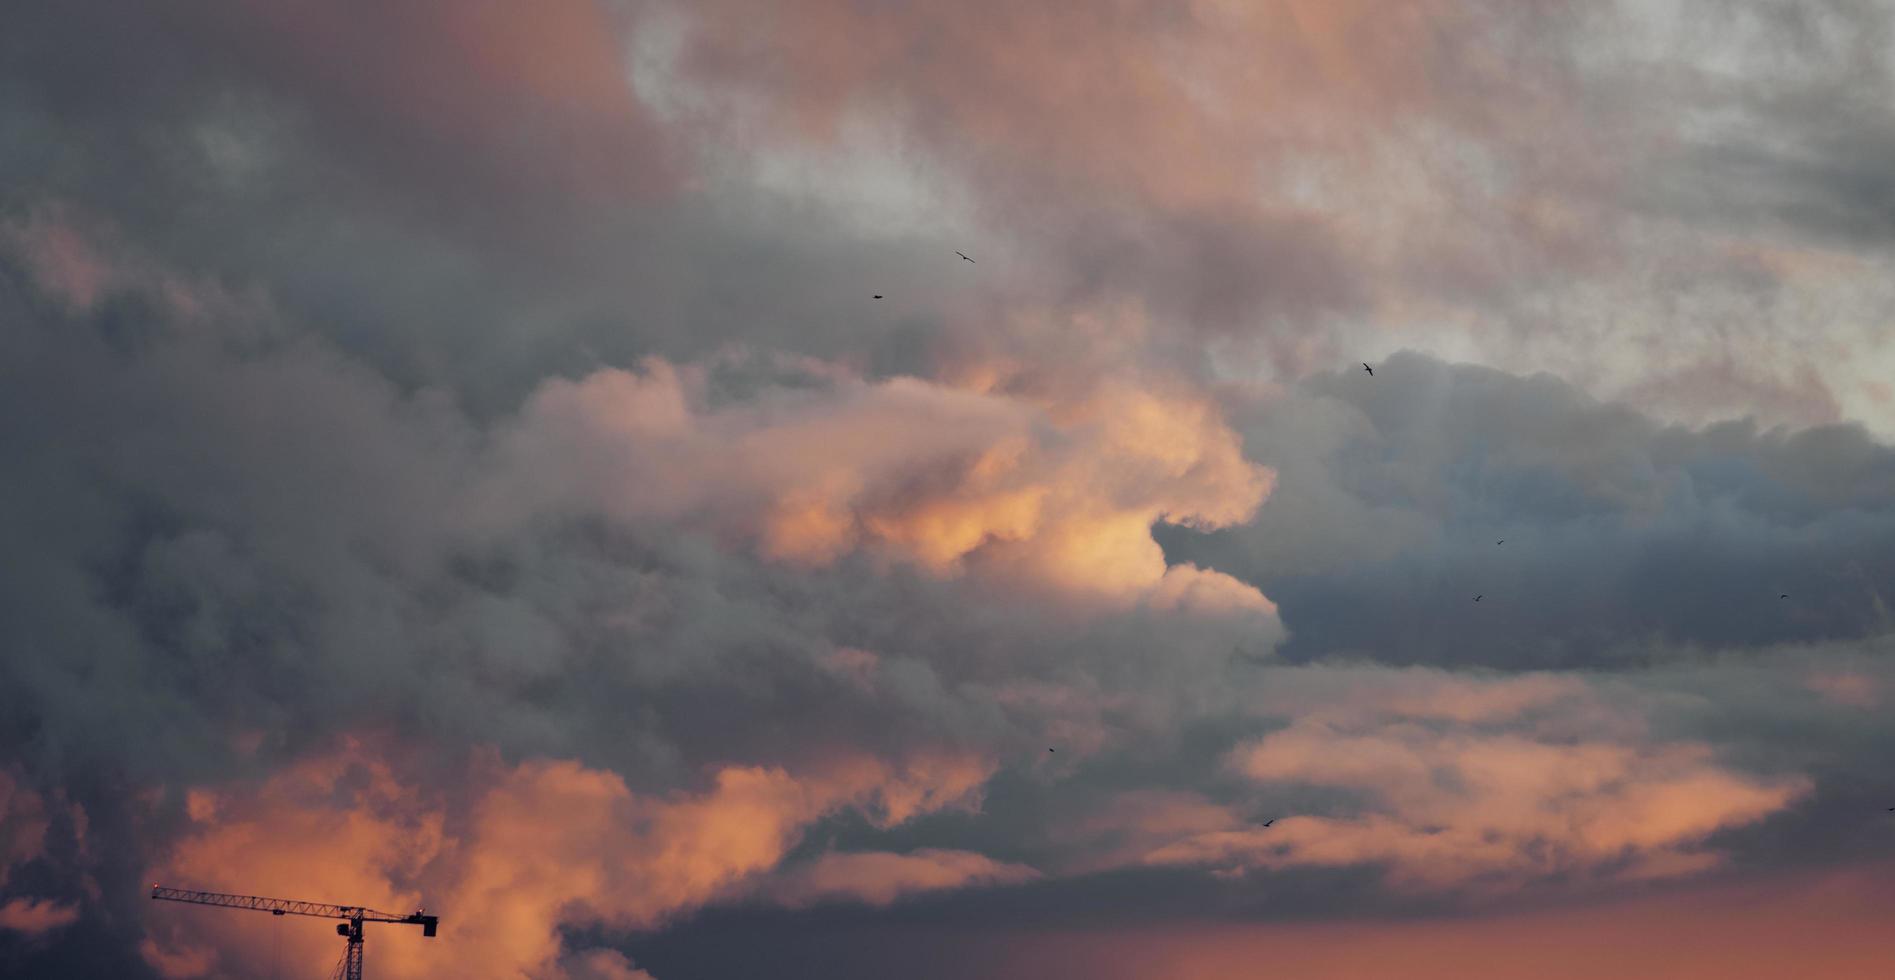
(873, 294), (883, 299)
(1473, 594), (1483, 601)
(1048, 747), (1055, 753)
(1780, 593), (1789, 599)
(1496, 539), (1505, 545)
(1261, 819), (1276, 828)
(956, 251), (975, 263)
(1362, 363), (1374, 376)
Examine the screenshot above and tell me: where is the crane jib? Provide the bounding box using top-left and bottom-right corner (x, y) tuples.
(150, 884), (439, 980)
(149, 885), (438, 933)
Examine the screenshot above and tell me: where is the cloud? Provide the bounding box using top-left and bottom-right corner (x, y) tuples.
(1139, 669), (1808, 889)
(650, 0), (1512, 342)
(14, 0), (1892, 431)
(1804, 670), (1879, 709)
(140, 739), (993, 979)
(1054, 790), (1250, 875)
(764, 849), (1039, 909)
(1164, 352), (1895, 667)
(564, 949), (658, 980)
(5, 3), (1895, 978)
(0, 770), (51, 886)
(0, 770), (81, 942)
(171, 0), (672, 213)
(0, 897), (81, 938)
(646, 0), (1895, 430)
(492, 354), (1275, 602)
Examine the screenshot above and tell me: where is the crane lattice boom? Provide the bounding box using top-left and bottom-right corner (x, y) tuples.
(149, 886), (435, 929)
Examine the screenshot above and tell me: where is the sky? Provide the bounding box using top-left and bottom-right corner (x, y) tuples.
(3, 2), (1894, 977)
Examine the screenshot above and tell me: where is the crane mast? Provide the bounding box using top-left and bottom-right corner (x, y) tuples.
(150, 885), (438, 980)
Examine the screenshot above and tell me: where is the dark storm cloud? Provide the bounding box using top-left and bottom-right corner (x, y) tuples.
(0, 1), (988, 419)
(1163, 352), (1895, 668)
(0, 242), (1252, 775)
(0, 210), (1279, 975)
(8, 233), (1866, 975)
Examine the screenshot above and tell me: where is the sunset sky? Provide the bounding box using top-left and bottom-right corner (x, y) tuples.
(4, 2), (1895, 978)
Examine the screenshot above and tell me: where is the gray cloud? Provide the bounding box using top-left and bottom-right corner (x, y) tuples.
(1165, 352), (1895, 667)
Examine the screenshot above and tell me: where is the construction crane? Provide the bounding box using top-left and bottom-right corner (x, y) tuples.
(150, 885), (438, 980)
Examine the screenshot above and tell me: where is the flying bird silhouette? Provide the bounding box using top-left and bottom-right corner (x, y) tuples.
(1261, 819), (1276, 828)
(1473, 594), (1483, 601)
(1496, 540), (1505, 545)
(956, 251), (975, 263)
(1362, 363), (1374, 376)
(873, 294), (883, 299)
(1780, 593), (1789, 599)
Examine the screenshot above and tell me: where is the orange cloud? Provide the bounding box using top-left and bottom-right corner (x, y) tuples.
(496, 357), (1275, 606)
(140, 748), (447, 978)
(1136, 674), (1810, 889)
(141, 740), (994, 980)
(764, 848), (1039, 908)
(0, 768), (50, 884)
(0, 897), (81, 938)
(564, 949), (657, 980)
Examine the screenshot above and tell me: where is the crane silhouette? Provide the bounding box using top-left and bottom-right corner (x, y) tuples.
(151, 885), (438, 980)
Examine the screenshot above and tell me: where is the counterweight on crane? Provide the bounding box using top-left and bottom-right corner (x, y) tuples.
(150, 885), (438, 980)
